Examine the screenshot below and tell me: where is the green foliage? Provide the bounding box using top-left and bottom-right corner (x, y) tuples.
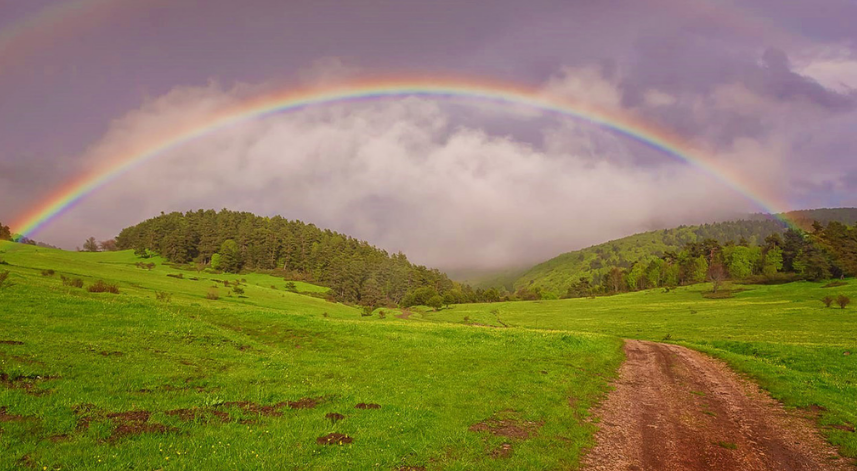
(115, 209), (453, 305)
(0, 221), (11, 241)
(60, 275), (84, 288)
(218, 239), (241, 273)
(210, 253), (222, 270)
(762, 246), (783, 276)
(82, 237), (99, 252)
(515, 208), (857, 294)
(155, 291), (172, 302)
(426, 295), (444, 311)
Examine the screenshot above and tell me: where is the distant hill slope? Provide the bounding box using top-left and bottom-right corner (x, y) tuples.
(514, 208), (857, 294)
(115, 209), (454, 305)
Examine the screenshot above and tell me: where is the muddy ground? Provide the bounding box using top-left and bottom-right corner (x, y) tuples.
(583, 340), (854, 471)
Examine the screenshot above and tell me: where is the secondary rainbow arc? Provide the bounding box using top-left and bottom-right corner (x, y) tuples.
(10, 77), (794, 238)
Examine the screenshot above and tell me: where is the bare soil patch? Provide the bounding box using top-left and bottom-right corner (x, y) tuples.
(0, 406), (26, 422)
(287, 397), (319, 409)
(396, 310), (413, 319)
(0, 372), (57, 395)
(325, 412), (345, 423)
(317, 433), (353, 445)
(106, 409), (177, 441)
(0, 340), (24, 345)
(582, 340), (854, 470)
(490, 442), (514, 459)
(469, 417), (541, 439)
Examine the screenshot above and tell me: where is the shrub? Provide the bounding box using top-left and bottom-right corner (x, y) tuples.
(822, 296), (834, 308)
(427, 295), (444, 312)
(285, 282), (297, 292)
(232, 286), (244, 295)
(378, 310), (386, 319)
(361, 306), (373, 317)
(0, 270), (9, 288)
(823, 281), (848, 288)
(0, 258), (7, 265)
(166, 273), (184, 279)
(88, 280), (120, 294)
(207, 289), (219, 300)
(41, 269), (55, 277)
(322, 312), (329, 318)
(837, 295), (851, 309)
(155, 291), (172, 303)
(61, 275), (84, 288)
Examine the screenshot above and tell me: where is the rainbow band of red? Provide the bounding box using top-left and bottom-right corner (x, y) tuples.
(10, 77), (793, 237)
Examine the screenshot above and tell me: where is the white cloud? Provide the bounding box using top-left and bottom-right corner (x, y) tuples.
(541, 65), (622, 109)
(34, 77), (757, 269)
(794, 43), (857, 93)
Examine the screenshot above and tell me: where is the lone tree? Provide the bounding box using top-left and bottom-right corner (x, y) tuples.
(427, 295), (444, 312)
(837, 295), (851, 309)
(82, 237), (99, 252)
(99, 239), (118, 251)
(822, 296), (834, 308)
(707, 262), (728, 293)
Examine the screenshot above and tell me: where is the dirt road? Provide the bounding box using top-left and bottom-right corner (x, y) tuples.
(582, 340), (853, 471)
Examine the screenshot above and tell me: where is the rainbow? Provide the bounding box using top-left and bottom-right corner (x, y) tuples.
(0, 0), (122, 71)
(10, 76), (794, 237)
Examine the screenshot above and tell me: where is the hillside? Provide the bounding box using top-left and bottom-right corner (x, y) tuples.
(115, 209), (455, 306)
(514, 208), (857, 294)
(0, 241), (621, 469)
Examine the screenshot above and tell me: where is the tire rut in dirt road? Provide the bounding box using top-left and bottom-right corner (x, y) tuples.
(582, 340), (854, 471)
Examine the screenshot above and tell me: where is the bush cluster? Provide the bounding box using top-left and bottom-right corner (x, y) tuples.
(823, 294), (851, 309)
(61, 275), (84, 288)
(87, 280), (120, 294)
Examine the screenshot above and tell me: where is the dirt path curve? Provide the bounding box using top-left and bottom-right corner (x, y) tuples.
(582, 340), (854, 471)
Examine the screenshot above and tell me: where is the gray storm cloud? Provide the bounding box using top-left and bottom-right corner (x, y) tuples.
(24, 72), (761, 270)
(3, 0), (857, 269)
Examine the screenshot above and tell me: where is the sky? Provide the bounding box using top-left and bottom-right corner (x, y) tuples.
(1, 0), (856, 270)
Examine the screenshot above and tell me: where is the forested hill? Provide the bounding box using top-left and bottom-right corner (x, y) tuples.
(115, 209), (454, 305)
(514, 208), (857, 295)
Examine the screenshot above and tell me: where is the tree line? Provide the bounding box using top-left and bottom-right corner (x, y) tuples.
(560, 221), (857, 298)
(114, 209), (459, 306)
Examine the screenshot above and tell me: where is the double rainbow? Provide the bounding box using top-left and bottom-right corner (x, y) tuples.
(10, 77), (792, 237)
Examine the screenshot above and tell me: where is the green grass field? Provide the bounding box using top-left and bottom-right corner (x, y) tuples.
(414, 280), (857, 458)
(0, 242), (621, 470)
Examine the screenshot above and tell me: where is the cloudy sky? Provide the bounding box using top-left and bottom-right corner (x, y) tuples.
(1, 0), (856, 270)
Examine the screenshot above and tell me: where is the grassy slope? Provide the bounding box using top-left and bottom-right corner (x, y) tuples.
(0, 242), (621, 470)
(416, 281), (857, 457)
(514, 208), (857, 294)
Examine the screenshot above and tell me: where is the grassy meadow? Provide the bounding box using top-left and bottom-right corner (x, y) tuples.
(414, 280), (857, 457)
(0, 241), (621, 470)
